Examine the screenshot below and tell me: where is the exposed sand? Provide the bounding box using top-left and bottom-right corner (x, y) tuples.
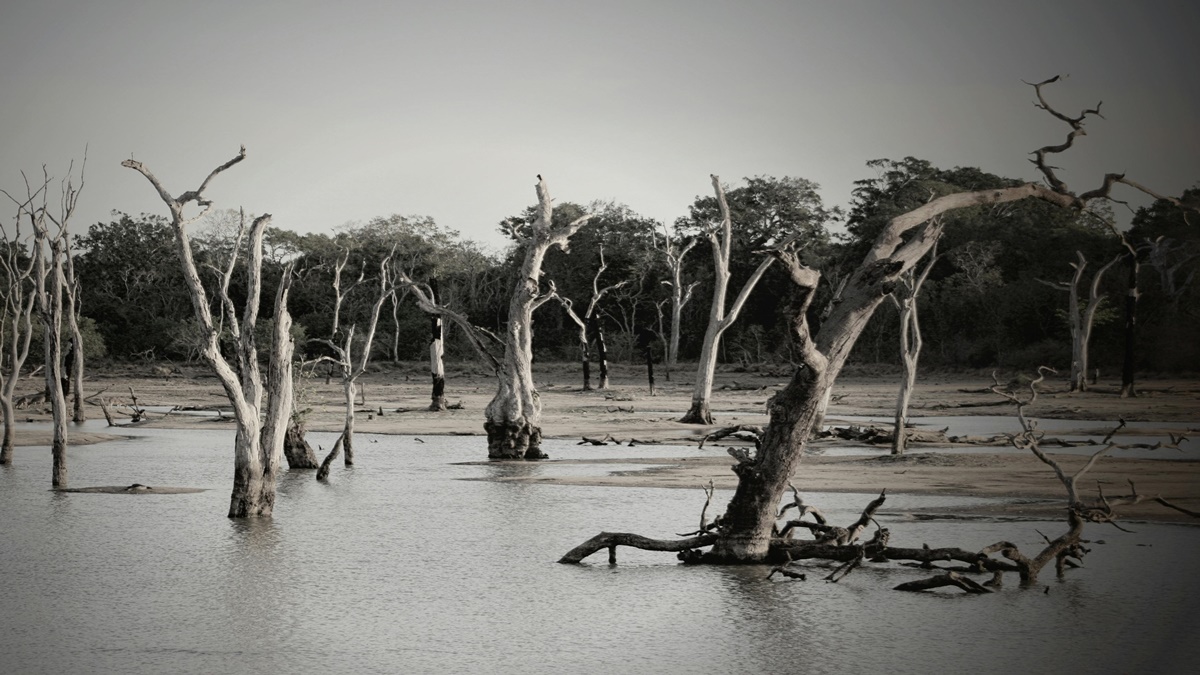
(14, 361), (1200, 521)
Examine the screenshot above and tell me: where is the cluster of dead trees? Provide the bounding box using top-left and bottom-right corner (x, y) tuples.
(2, 77), (1196, 545)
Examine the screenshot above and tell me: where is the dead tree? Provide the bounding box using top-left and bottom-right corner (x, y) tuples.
(62, 233), (86, 422)
(654, 222), (699, 370)
(562, 76), (1200, 565)
(425, 279), (447, 411)
(889, 234), (941, 455)
(681, 176), (780, 425)
(554, 244), (626, 391)
(566, 368), (1198, 586)
(5, 165), (82, 487)
(311, 249), (394, 470)
(485, 176), (590, 459)
(392, 268), (504, 392)
(123, 148), (297, 517)
(1039, 250), (1121, 392)
(0, 197), (39, 465)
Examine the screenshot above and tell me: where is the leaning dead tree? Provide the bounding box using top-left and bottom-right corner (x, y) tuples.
(310, 248), (394, 474)
(123, 147), (297, 517)
(0, 199), (38, 465)
(889, 233), (941, 455)
(554, 244), (626, 391)
(563, 76), (1200, 567)
(565, 368), (1198, 587)
(1039, 250), (1121, 392)
(681, 176), (780, 425)
(485, 176), (590, 459)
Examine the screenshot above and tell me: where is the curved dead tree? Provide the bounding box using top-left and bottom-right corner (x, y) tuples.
(565, 370), (1198, 588)
(123, 148), (297, 517)
(563, 76), (1200, 570)
(484, 176), (591, 459)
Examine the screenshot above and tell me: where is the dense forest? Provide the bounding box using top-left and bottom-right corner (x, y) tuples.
(65, 157), (1197, 376)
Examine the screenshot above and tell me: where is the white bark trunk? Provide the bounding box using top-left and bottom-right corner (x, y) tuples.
(682, 175), (775, 425)
(123, 149), (293, 517)
(485, 177), (590, 459)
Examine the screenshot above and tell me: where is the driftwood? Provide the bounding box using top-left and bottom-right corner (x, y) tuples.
(578, 435), (618, 446)
(895, 571), (992, 594)
(698, 424), (764, 450)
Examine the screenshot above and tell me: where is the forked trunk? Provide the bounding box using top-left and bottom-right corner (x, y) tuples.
(484, 176), (590, 459)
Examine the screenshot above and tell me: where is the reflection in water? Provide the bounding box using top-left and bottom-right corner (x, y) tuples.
(1, 427), (1198, 674)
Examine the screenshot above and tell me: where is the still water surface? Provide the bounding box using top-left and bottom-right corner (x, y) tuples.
(2, 424), (1198, 674)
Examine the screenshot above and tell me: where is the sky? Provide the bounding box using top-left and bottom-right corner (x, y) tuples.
(2, 0), (1197, 251)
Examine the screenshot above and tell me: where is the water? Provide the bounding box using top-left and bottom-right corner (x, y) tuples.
(2, 425), (1199, 674)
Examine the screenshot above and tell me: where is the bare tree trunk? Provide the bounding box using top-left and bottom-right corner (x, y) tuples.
(123, 148), (293, 517)
(891, 239), (939, 455)
(1120, 249), (1140, 398)
(22, 168), (79, 488)
(428, 280), (447, 411)
(63, 246), (86, 422)
(0, 398), (15, 465)
(311, 249), (394, 475)
(343, 379), (356, 466)
(592, 315), (611, 390)
(0, 215), (36, 466)
(485, 176), (591, 459)
(391, 290), (402, 363)
(655, 224), (698, 370)
(553, 245), (623, 391)
(1041, 251), (1120, 392)
(681, 175), (776, 425)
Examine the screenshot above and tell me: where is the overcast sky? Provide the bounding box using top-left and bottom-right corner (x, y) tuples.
(2, 0), (1196, 250)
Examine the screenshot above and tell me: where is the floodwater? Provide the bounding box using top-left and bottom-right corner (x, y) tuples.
(2, 424), (1199, 674)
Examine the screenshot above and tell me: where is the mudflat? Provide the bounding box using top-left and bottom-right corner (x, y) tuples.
(17, 361), (1200, 521)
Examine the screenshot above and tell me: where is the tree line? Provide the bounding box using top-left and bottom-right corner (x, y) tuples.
(61, 163), (1197, 378)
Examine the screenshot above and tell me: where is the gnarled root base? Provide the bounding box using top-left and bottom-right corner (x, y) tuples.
(284, 421), (319, 470)
(485, 419), (546, 460)
(678, 401), (713, 425)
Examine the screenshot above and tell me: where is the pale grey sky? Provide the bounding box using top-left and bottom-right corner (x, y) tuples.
(2, 0), (1196, 249)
